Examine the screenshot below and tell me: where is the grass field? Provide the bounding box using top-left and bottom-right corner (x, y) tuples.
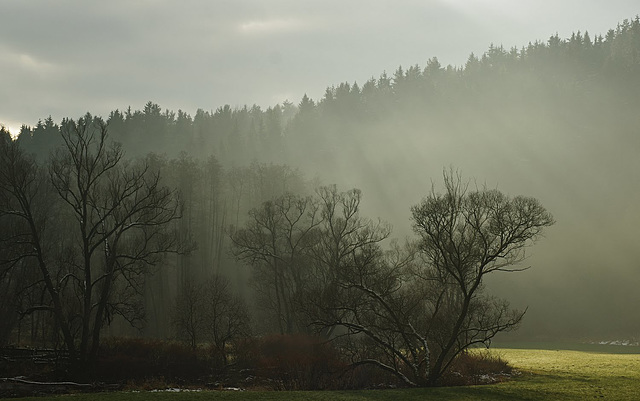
(7, 345), (640, 401)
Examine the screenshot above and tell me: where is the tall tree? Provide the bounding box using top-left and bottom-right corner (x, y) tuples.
(302, 173), (554, 386)
(1, 116), (186, 361)
(0, 126), (77, 355)
(231, 193), (321, 334)
(410, 170), (555, 384)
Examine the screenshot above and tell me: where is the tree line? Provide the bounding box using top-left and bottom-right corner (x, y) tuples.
(12, 17), (640, 170)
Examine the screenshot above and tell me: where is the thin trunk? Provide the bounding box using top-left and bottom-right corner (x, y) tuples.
(273, 261), (284, 335)
(27, 215), (77, 358)
(428, 279), (481, 385)
(79, 237), (93, 360)
(89, 268), (114, 359)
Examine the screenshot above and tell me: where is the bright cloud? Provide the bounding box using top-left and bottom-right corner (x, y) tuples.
(17, 53), (57, 74)
(238, 18), (309, 34)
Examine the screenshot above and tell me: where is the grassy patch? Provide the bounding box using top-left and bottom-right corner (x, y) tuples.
(7, 347), (640, 401)
(488, 348), (640, 400)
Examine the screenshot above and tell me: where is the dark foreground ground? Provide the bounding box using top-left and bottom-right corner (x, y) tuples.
(2, 342), (640, 400)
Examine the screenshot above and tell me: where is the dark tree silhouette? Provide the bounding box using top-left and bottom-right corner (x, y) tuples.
(301, 173), (553, 386)
(1, 116), (186, 361)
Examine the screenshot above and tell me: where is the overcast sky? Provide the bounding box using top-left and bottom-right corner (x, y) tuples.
(1, 0), (638, 134)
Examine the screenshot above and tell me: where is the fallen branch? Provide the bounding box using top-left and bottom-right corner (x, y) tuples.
(2, 377), (92, 387)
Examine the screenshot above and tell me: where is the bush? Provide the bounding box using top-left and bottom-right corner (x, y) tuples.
(440, 349), (513, 386)
(95, 337), (211, 383)
(236, 334), (347, 390)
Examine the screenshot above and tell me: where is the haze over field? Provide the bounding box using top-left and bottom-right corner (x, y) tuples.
(2, 1), (640, 348)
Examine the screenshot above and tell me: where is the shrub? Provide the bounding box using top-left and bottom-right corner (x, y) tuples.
(236, 334), (347, 390)
(440, 349), (513, 386)
(95, 337), (211, 383)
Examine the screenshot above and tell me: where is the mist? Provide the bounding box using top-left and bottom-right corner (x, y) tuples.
(296, 60), (640, 341)
(2, 4), (640, 387)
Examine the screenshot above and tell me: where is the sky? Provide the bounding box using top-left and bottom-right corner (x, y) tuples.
(1, 0), (638, 135)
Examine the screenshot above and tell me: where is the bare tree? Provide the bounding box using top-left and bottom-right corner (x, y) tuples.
(303, 186), (393, 336)
(301, 187), (424, 383)
(202, 274), (251, 365)
(0, 116), (186, 361)
(410, 170), (554, 384)
(172, 274), (250, 365)
(231, 192), (322, 334)
(0, 129), (77, 354)
(172, 279), (204, 351)
(304, 173), (554, 386)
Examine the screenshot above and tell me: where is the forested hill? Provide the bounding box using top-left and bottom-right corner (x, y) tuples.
(15, 18), (640, 165)
(8, 17), (640, 341)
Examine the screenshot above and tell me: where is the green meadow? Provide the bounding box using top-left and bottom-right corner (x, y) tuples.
(7, 345), (640, 401)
